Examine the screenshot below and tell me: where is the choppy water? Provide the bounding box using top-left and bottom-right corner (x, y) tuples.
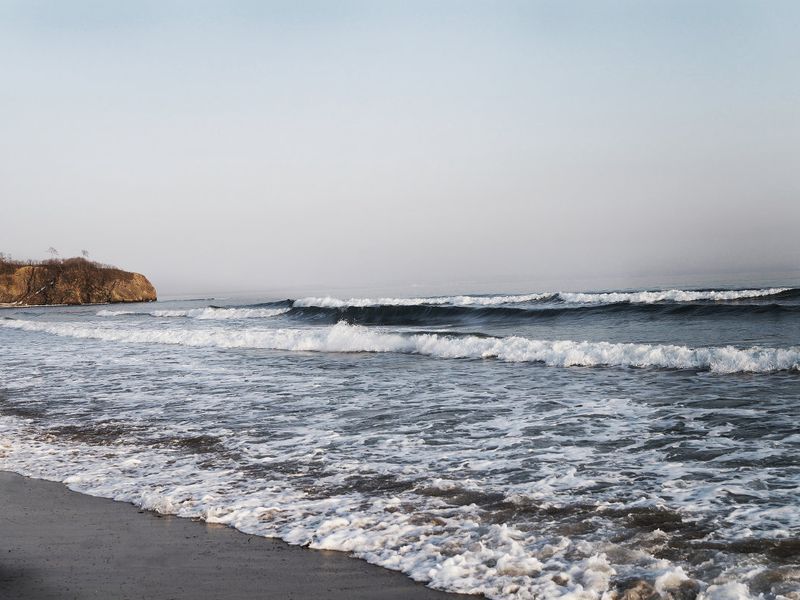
(1, 286), (799, 599)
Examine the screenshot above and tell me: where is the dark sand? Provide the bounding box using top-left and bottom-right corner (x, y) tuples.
(0, 471), (475, 600)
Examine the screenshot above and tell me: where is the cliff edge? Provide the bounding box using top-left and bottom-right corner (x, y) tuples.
(0, 257), (157, 305)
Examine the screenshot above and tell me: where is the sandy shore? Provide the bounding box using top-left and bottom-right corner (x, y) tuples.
(0, 471), (475, 600)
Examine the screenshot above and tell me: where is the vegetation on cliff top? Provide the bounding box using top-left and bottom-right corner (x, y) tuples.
(0, 255), (157, 306)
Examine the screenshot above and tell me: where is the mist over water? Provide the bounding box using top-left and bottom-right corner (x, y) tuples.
(2, 285), (799, 599)
(3, 2), (800, 292)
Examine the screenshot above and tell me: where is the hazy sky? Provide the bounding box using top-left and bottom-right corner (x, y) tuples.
(2, 1), (798, 295)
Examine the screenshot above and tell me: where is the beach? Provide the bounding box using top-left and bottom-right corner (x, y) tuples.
(0, 471), (472, 600)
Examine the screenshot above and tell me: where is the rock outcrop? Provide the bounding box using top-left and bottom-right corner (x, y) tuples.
(0, 257), (157, 305)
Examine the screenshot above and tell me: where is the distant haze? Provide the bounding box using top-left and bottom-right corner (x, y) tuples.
(2, 1), (799, 295)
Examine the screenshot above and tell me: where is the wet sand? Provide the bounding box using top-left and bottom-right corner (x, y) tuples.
(0, 471), (475, 600)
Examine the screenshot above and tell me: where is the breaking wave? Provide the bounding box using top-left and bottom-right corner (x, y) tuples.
(293, 293), (555, 307)
(88, 288), (797, 327)
(293, 288), (792, 308)
(3, 320), (799, 374)
(93, 300), (800, 328)
(96, 307), (290, 320)
(283, 302), (800, 326)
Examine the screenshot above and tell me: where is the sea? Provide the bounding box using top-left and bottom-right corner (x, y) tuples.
(1, 285), (799, 599)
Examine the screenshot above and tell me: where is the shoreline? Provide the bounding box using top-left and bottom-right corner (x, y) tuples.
(0, 470), (477, 600)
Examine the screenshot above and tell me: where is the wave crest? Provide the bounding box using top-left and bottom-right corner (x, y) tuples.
(559, 288), (791, 304)
(4, 320), (798, 374)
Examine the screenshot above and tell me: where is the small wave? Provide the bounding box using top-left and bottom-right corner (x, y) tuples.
(151, 307), (291, 320)
(4, 320), (798, 373)
(96, 307), (290, 320)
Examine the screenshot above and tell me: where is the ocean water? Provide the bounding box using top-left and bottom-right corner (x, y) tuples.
(1, 287), (799, 599)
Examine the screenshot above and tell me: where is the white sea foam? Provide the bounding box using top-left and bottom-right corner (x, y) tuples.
(293, 288), (789, 308)
(4, 320), (798, 373)
(1, 411), (775, 600)
(703, 581), (754, 600)
(96, 307), (289, 320)
(0, 417), (632, 600)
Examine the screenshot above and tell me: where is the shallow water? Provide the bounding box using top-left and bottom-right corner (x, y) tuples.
(1, 286), (799, 599)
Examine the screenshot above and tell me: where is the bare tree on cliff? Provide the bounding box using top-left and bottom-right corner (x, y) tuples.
(37, 247), (65, 303)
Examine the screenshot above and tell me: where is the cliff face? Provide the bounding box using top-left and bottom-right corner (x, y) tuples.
(0, 258), (157, 305)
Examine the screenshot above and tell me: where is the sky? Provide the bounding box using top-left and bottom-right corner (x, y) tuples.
(1, 1), (798, 295)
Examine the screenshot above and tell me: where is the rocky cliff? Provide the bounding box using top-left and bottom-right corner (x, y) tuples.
(0, 257), (157, 305)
